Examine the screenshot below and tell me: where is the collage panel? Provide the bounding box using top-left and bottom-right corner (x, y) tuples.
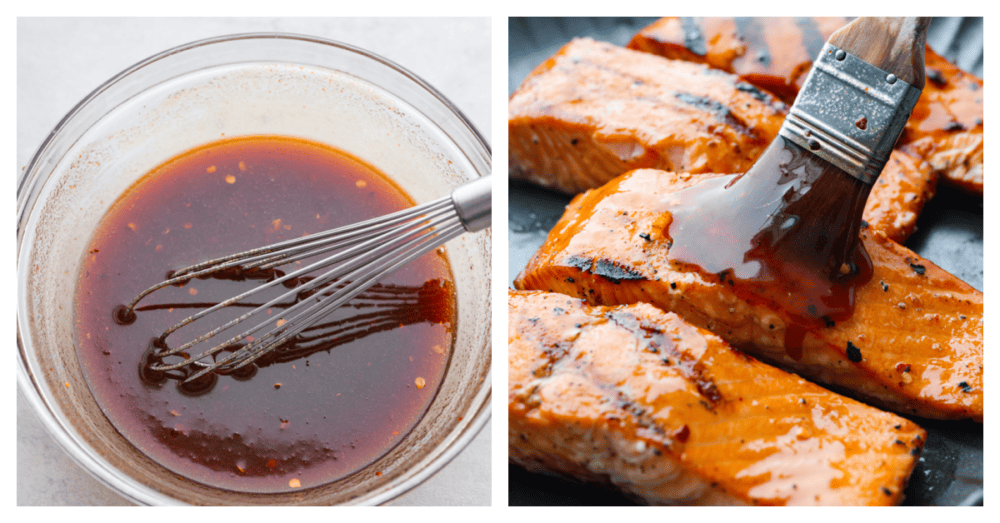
(507, 16), (982, 506)
(17, 17), (491, 506)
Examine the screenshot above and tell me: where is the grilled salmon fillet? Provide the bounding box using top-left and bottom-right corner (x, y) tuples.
(514, 169), (982, 421)
(508, 38), (937, 243)
(626, 17), (852, 103)
(509, 290), (926, 505)
(628, 17), (983, 194)
(508, 38), (787, 194)
(862, 147), (937, 243)
(902, 47), (983, 194)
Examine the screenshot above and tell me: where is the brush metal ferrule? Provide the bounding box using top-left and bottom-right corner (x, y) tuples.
(778, 43), (923, 184)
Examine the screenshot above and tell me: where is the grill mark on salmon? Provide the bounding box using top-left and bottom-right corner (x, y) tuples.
(627, 17), (983, 194)
(680, 17), (707, 56)
(508, 38), (937, 243)
(673, 92), (756, 136)
(509, 290), (926, 505)
(514, 169), (982, 422)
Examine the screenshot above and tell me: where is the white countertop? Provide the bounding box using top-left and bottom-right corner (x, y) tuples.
(16, 17), (491, 506)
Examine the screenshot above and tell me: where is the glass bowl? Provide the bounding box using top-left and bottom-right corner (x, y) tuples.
(16, 33), (491, 505)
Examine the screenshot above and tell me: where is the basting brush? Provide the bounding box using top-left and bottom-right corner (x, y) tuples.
(667, 17), (930, 325)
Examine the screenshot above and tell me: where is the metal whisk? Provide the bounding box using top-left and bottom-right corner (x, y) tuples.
(121, 174), (490, 384)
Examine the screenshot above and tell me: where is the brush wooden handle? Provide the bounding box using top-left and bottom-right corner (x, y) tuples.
(828, 17), (931, 88)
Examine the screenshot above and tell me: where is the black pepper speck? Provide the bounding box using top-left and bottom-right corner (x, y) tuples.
(846, 341), (862, 363)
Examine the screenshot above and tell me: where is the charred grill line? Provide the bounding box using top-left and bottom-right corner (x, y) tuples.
(673, 92), (758, 137)
(680, 17), (707, 56)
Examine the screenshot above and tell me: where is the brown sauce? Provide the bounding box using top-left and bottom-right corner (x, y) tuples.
(665, 136), (873, 356)
(74, 136), (456, 492)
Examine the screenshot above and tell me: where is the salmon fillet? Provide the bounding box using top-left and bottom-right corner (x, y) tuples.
(628, 18), (983, 194)
(509, 290), (926, 505)
(626, 17), (852, 104)
(508, 38), (937, 243)
(863, 146), (937, 243)
(508, 38), (787, 194)
(514, 169), (982, 421)
(902, 47), (984, 194)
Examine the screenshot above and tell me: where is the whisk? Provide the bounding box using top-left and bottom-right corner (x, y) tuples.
(120, 174), (490, 384)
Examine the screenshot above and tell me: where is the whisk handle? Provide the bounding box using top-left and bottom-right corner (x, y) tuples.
(451, 175), (492, 233)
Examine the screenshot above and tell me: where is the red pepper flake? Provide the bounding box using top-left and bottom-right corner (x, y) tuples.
(375, 471), (382, 476)
(674, 425), (690, 443)
(274, 383), (282, 389)
(267, 459), (277, 468)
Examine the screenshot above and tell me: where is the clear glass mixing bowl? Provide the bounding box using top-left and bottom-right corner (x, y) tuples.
(16, 33), (491, 505)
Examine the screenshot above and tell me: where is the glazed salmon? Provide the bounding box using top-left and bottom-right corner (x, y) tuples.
(514, 169), (982, 421)
(862, 147), (937, 243)
(508, 38), (787, 194)
(508, 38), (937, 243)
(902, 47), (983, 194)
(509, 290), (926, 505)
(628, 18), (983, 194)
(626, 17), (852, 103)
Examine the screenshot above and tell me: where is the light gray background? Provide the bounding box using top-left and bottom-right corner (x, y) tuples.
(17, 17), (491, 506)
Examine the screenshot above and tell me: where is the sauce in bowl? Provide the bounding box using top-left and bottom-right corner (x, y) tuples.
(74, 135), (455, 492)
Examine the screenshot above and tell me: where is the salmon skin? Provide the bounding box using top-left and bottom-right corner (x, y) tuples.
(514, 169), (982, 422)
(628, 17), (983, 194)
(508, 38), (937, 244)
(509, 290), (926, 505)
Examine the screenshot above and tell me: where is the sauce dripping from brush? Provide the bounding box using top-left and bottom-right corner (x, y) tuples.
(75, 136), (456, 493)
(665, 136), (874, 358)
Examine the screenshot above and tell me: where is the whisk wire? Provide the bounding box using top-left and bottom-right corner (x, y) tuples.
(180, 219), (466, 382)
(131, 174), (490, 383)
(151, 210), (461, 366)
